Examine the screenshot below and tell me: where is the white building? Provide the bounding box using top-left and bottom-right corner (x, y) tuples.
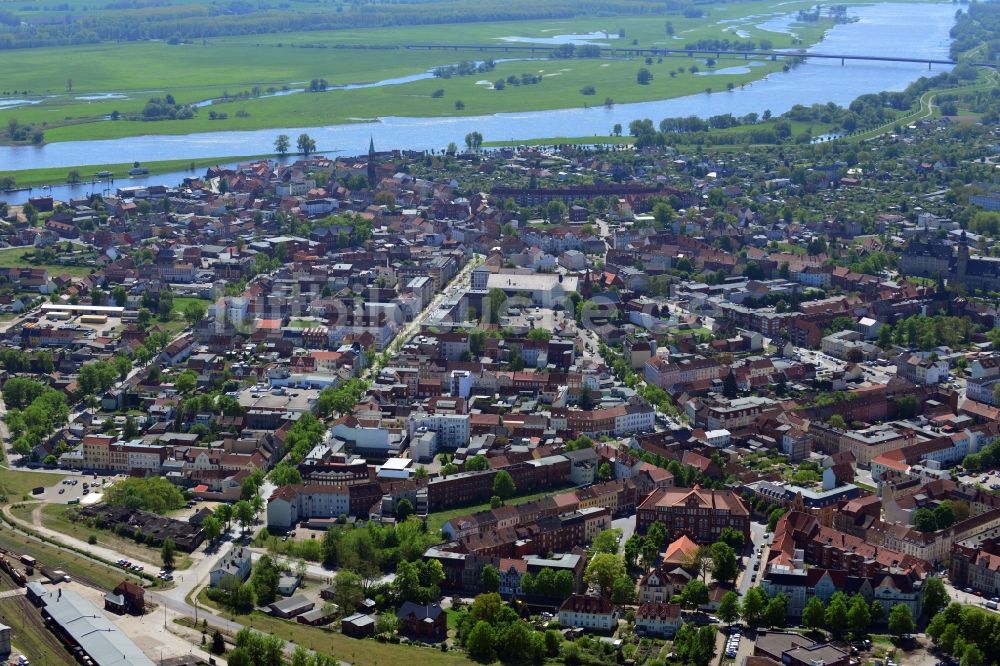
(407, 412), (470, 449)
(267, 485), (351, 529)
(557, 595), (621, 632)
(635, 602), (683, 638)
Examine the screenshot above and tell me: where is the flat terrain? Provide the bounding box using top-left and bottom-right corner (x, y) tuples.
(0, 247), (96, 278)
(0, 0), (847, 146)
(5, 154), (270, 189)
(0, 468), (64, 501)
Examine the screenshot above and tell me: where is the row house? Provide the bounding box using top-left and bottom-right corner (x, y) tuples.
(761, 568), (923, 619)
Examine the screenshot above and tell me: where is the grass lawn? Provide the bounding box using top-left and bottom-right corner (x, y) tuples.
(0, 468), (63, 502)
(0, 522), (133, 591)
(3, 154), (271, 190)
(196, 590), (475, 666)
(0, 247), (95, 278)
(15, 503), (192, 570)
(0, 595), (77, 666)
(425, 484), (576, 534)
(172, 296), (212, 317)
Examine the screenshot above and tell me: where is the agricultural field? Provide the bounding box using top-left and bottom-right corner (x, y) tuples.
(0, 0), (865, 145)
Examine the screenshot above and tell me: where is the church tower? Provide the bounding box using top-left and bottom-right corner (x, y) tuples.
(957, 229), (970, 282)
(367, 137), (377, 189)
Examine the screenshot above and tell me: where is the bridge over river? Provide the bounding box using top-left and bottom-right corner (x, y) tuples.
(384, 43), (986, 69)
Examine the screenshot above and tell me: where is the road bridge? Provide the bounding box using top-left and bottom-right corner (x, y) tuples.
(386, 43), (987, 69)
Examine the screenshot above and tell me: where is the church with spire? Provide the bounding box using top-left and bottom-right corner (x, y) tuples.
(367, 137), (377, 189)
(952, 228), (1000, 291)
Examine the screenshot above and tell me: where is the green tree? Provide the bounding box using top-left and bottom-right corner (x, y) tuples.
(722, 371), (739, 398)
(848, 594), (872, 637)
(767, 507), (786, 531)
(175, 370), (197, 393)
(183, 300), (206, 325)
(914, 507), (938, 533)
(764, 593), (787, 628)
(395, 498), (414, 522)
(202, 515), (222, 542)
(270, 462), (303, 486)
(718, 526), (745, 551)
(598, 462), (613, 481)
(825, 592), (850, 639)
(673, 624), (716, 666)
(235, 499), (255, 533)
(711, 542), (738, 584)
(741, 587), (767, 628)
(332, 570), (364, 613)
(584, 553), (626, 597)
(251, 555), (281, 606)
(922, 576), (950, 618)
(104, 477), (185, 514)
(480, 564), (500, 593)
(624, 534), (642, 568)
(161, 537), (176, 568)
(492, 470), (516, 501)
(887, 603), (914, 638)
(296, 133), (316, 156)
(590, 528), (621, 555)
(611, 575), (637, 604)
(646, 521), (669, 550)
(933, 501), (956, 530)
(467, 621), (496, 663)
(465, 454), (490, 472)
(546, 200), (567, 223)
(123, 415), (138, 439)
(681, 579), (710, 609)
(498, 621), (532, 664)
(803, 596), (826, 631)
(718, 590), (740, 625)
(486, 288), (507, 324)
(211, 630), (225, 654)
(274, 134), (290, 156)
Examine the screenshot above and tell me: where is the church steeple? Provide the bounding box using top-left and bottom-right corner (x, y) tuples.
(367, 137), (377, 189)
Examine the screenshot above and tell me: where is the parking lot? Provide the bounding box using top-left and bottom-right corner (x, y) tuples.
(36, 474), (122, 505)
(957, 470), (1000, 491)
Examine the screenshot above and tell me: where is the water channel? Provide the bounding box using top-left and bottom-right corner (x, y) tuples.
(0, 2), (957, 204)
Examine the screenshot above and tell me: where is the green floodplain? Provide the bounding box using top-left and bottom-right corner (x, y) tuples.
(0, 0), (869, 145)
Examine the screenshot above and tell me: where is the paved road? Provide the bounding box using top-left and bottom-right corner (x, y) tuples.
(612, 515), (635, 556)
(739, 522), (770, 596)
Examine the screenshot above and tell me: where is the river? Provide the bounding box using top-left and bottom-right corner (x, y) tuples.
(1, 2), (956, 204)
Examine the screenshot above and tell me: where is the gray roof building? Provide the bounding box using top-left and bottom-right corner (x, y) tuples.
(35, 586), (154, 666)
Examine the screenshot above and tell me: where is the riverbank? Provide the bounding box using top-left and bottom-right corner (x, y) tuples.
(0, 3), (960, 192)
(0, 0), (848, 146)
(2, 154), (272, 191)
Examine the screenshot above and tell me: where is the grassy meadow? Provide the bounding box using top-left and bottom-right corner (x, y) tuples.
(0, 0), (849, 146)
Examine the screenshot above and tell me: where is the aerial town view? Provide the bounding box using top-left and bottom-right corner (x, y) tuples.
(4, 0), (1000, 665)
